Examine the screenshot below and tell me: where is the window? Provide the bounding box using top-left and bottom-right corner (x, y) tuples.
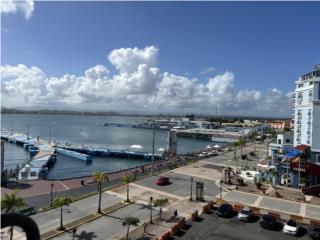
(317, 155), (320, 163)
(30, 171), (37, 177)
(21, 172), (28, 178)
(298, 84), (303, 88)
(309, 81), (314, 85)
(278, 139), (282, 144)
(286, 139), (290, 143)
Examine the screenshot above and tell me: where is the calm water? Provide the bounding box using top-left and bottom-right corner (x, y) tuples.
(1, 114), (214, 179)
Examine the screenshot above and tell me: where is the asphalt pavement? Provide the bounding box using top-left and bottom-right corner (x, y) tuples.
(178, 212), (311, 240)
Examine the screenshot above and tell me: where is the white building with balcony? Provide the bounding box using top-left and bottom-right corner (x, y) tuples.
(293, 65), (320, 166)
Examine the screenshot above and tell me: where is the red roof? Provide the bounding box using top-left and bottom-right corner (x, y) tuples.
(295, 144), (310, 151)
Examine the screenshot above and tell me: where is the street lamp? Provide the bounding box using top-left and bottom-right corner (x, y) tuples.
(220, 168), (223, 200)
(50, 183), (54, 207)
(149, 196), (153, 224)
(72, 227), (77, 240)
(189, 177), (193, 201)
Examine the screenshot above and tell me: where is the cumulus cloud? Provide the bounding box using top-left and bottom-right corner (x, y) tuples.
(1, 0), (34, 20)
(0, 46), (292, 117)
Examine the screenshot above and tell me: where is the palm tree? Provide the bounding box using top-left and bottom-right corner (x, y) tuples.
(269, 169), (279, 196)
(238, 137), (246, 156)
(153, 198), (168, 220)
(232, 141), (239, 160)
(122, 216), (140, 240)
(1, 190), (26, 240)
(232, 141), (240, 188)
(122, 175), (135, 202)
(52, 196), (73, 231)
(93, 171), (109, 214)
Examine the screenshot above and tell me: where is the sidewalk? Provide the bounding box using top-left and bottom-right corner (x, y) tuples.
(220, 190), (320, 223)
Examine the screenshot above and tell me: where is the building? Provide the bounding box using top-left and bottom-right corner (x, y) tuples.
(267, 120), (292, 132)
(268, 132), (294, 156)
(292, 64), (320, 186)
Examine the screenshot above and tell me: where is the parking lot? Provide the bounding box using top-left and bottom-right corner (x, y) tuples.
(178, 212), (311, 240)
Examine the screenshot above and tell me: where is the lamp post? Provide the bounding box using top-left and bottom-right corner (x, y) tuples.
(220, 180), (223, 200)
(72, 228), (77, 240)
(27, 124), (30, 140)
(189, 177), (193, 201)
(149, 196), (153, 224)
(50, 183), (54, 207)
(220, 168), (223, 200)
(49, 126), (52, 145)
(151, 124), (155, 175)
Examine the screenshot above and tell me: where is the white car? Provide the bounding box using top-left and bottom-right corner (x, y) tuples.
(237, 207), (253, 222)
(283, 219), (300, 236)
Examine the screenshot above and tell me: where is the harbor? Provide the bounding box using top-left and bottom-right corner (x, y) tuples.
(1, 129), (166, 181)
(1, 114), (264, 181)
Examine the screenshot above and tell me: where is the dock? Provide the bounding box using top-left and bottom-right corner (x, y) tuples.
(1, 129), (165, 180)
(1, 129), (56, 180)
(59, 146), (164, 161)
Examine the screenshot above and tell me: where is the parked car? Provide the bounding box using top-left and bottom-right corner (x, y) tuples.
(216, 204), (233, 217)
(155, 176), (170, 186)
(283, 219), (300, 236)
(237, 207), (253, 222)
(259, 214), (278, 230)
(310, 225), (320, 240)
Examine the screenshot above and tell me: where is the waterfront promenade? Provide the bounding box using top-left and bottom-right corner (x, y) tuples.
(3, 142), (320, 240)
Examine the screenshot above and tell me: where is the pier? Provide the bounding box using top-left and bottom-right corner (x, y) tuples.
(59, 146), (164, 161)
(1, 129), (165, 180)
(1, 129), (56, 180)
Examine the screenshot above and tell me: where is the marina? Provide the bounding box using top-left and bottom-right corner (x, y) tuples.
(1, 114), (252, 180)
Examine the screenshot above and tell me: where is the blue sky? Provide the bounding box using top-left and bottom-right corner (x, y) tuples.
(1, 1), (320, 116)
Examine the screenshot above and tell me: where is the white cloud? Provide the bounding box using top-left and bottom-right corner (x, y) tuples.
(0, 46), (292, 117)
(108, 46), (158, 74)
(1, 0), (34, 20)
(200, 66), (216, 75)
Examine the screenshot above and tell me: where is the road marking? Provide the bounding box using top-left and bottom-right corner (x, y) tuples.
(300, 203), (307, 217)
(58, 181), (70, 190)
(252, 196), (263, 207)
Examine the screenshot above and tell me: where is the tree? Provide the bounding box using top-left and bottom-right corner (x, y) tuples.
(153, 198), (168, 220)
(122, 175), (135, 203)
(122, 216), (140, 240)
(232, 141), (239, 160)
(269, 169), (279, 196)
(93, 171), (109, 214)
(238, 138), (246, 156)
(1, 190), (26, 240)
(52, 196), (73, 231)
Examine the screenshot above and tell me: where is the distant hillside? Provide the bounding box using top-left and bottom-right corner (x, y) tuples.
(1, 107), (122, 116)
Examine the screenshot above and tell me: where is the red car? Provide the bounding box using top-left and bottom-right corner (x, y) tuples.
(155, 176), (170, 186)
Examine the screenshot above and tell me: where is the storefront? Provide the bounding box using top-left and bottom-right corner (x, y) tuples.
(291, 162), (320, 188)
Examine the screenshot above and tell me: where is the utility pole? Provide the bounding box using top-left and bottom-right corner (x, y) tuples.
(151, 123), (155, 175)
